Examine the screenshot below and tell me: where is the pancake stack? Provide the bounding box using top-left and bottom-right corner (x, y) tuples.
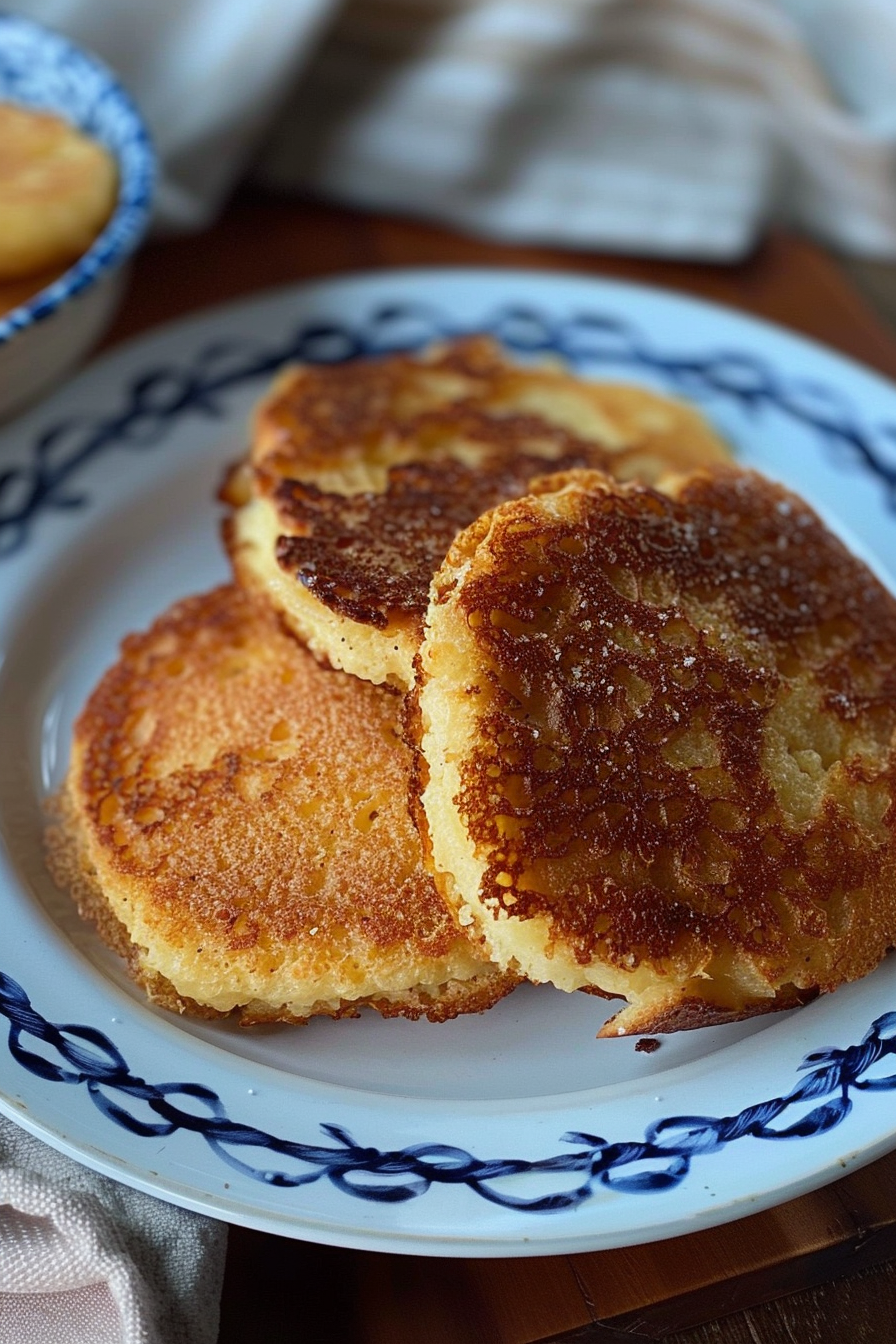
(50, 337), (896, 1033)
(222, 335), (730, 689)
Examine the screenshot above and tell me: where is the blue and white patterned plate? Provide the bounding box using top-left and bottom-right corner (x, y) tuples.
(2, 269), (896, 1256)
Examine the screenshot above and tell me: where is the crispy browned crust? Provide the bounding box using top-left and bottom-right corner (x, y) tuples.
(597, 983), (820, 1037)
(416, 466), (896, 1032)
(47, 584), (516, 1023)
(48, 790), (513, 1027)
(221, 336), (732, 670)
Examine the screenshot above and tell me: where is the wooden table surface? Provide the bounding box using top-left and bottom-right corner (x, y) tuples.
(107, 194), (896, 1344)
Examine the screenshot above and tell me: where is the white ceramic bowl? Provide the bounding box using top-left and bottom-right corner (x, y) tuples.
(0, 14), (155, 420)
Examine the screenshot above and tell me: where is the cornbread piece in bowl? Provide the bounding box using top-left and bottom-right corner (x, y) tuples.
(222, 335), (731, 689)
(47, 585), (515, 1025)
(0, 103), (117, 284)
(413, 467), (896, 1035)
(0, 14), (153, 419)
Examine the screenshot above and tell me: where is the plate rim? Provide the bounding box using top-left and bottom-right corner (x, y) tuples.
(2, 264), (896, 1255)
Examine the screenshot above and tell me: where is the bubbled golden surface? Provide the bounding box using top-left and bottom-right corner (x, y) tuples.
(47, 585), (515, 1024)
(414, 467), (896, 1034)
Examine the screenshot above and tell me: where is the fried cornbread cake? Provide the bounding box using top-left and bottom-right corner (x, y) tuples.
(47, 585), (515, 1024)
(413, 467), (896, 1035)
(222, 336), (732, 690)
(0, 103), (117, 287)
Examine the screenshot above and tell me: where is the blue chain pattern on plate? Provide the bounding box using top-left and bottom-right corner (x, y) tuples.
(3, 972), (895, 1211)
(4, 297), (896, 1211)
(3, 302), (896, 558)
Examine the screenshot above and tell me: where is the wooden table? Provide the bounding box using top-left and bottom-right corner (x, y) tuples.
(107, 194), (896, 1344)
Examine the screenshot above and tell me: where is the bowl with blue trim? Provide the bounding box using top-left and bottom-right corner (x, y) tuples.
(0, 13), (155, 419)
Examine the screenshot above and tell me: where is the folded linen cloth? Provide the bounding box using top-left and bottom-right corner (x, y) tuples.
(16, 0), (896, 258)
(259, 0), (896, 260)
(0, 1115), (226, 1344)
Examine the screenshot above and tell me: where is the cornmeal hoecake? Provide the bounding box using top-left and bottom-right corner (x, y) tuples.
(412, 467), (896, 1036)
(47, 585), (516, 1024)
(222, 336), (733, 689)
(0, 102), (117, 293)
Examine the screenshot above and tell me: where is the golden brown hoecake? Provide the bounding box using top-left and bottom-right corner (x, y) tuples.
(412, 467), (896, 1035)
(46, 585), (516, 1024)
(221, 336), (732, 690)
(0, 103), (117, 283)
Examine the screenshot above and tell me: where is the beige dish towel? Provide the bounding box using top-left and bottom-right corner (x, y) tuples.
(0, 1115), (227, 1344)
(260, 0), (896, 260)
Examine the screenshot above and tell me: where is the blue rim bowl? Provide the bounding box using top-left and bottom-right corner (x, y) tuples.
(0, 11), (155, 347)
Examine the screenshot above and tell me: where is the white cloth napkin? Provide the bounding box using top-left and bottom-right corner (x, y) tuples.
(0, 1115), (227, 1344)
(16, 0), (896, 258)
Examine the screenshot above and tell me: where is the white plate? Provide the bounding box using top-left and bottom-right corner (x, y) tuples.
(2, 269), (896, 1258)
